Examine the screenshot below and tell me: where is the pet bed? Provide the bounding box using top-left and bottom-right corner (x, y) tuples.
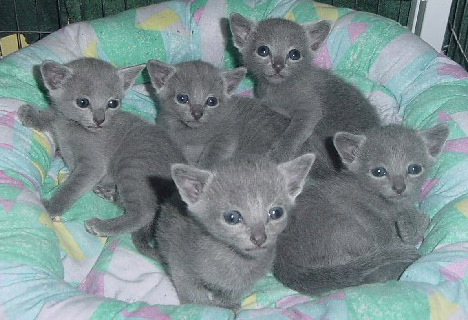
(0, 0), (468, 319)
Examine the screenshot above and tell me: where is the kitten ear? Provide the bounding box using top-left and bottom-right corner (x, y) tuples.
(334, 132), (366, 165)
(419, 123), (449, 159)
(304, 20), (332, 52)
(118, 64), (145, 94)
(146, 59), (176, 91)
(229, 13), (256, 49)
(221, 67), (247, 95)
(278, 153), (315, 200)
(171, 163), (214, 205)
(40, 60), (73, 90)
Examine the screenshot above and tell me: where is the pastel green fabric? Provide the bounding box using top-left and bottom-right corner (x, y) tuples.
(0, 1), (467, 319)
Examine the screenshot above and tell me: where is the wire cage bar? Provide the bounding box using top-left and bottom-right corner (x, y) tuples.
(1, 0), (412, 58)
(443, 0), (468, 71)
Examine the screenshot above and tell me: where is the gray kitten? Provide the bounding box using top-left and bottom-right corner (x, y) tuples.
(18, 58), (185, 236)
(155, 153), (315, 308)
(273, 124), (449, 295)
(229, 14), (380, 172)
(146, 59), (247, 166)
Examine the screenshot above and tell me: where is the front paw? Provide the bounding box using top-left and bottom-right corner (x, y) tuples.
(18, 104), (39, 128)
(85, 218), (110, 237)
(42, 199), (63, 220)
(93, 184), (118, 202)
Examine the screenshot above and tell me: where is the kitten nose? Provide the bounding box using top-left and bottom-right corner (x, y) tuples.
(392, 182), (406, 195)
(93, 110), (105, 126)
(272, 58), (284, 73)
(191, 104), (204, 121)
(94, 118), (105, 126)
(250, 232), (267, 247)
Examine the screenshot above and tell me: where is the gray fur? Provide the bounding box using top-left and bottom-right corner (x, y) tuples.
(18, 58), (185, 236)
(273, 124), (449, 294)
(146, 59), (246, 166)
(155, 154), (314, 308)
(229, 14), (380, 174)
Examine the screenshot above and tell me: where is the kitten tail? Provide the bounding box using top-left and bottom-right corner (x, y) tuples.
(274, 245), (420, 295)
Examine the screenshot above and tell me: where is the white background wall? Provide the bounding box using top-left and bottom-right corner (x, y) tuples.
(408, 0), (453, 51)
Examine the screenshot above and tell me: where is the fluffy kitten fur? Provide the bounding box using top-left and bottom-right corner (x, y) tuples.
(155, 154), (315, 308)
(146, 59), (247, 166)
(273, 124), (449, 295)
(18, 58), (185, 236)
(230, 14), (380, 173)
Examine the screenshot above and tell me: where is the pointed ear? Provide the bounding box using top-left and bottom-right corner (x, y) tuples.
(221, 67), (247, 95)
(304, 20), (332, 52)
(229, 13), (256, 49)
(278, 153), (315, 201)
(419, 123), (449, 159)
(146, 59), (176, 91)
(40, 60), (73, 90)
(118, 64), (145, 94)
(334, 132), (366, 165)
(171, 163), (214, 205)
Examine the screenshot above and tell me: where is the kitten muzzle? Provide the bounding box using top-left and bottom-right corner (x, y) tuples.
(190, 104), (204, 121)
(272, 57), (285, 74)
(93, 109), (106, 126)
(391, 177), (406, 195)
(250, 231), (267, 247)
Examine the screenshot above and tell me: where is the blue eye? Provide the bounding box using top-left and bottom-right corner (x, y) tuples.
(176, 94), (189, 104)
(288, 49), (301, 60)
(268, 207), (284, 220)
(371, 167), (387, 177)
(206, 97), (218, 107)
(76, 98), (90, 108)
(223, 210), (243, 225)
(407, 164), (422, 175)
(107, 99), (120, 109)
(257, 45), (270, 57)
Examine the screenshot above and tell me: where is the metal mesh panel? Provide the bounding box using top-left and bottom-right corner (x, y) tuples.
(443, 0), (468, 70)
(0, 0), (412, 58)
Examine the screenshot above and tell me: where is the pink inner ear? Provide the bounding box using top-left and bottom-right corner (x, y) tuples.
(180, 177), (203, 204)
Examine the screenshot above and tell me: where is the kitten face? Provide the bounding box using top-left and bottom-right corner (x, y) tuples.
(147, 60), (246, 128)
(171, 154), (314, 255)
(229, 14), (331, 84)
(41, 58), (143, 131)
(334, 124), (449, 203)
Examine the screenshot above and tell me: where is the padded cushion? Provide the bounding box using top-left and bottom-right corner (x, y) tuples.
(0, 1), (468, 319)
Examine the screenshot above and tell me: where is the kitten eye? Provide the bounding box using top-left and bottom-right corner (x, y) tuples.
(371, 167), (387, 177)
(176, 94), (189, 104)
(223, 210), (243, 225)
(76, 98), (90, 108)
(206, 97), (218, 107)
(107, 99), (120, 109)
(257, 45), (270, 57)
(407, 164), (423, 175)
(288, 49), (301, 60)
(268, 207), (284, 220)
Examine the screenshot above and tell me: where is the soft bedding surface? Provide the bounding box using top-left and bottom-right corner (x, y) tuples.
(0, 1), (468, 319)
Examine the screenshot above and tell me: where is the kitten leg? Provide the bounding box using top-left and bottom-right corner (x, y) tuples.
(44, 163), (106, 217)
(396, 207), (430, 245)
(268, 109), (322, 162)
(197, 135), (238, 168)
(172, 271), (240, 309)
(93, 173), (119, 203)
(84, 166), (158, 237)
(17, 104), (54, 131)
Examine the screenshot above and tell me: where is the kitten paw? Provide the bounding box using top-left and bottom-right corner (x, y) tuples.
(84, 218), (105, 236)
(42, 199), (64, 219)
(93, 184), (118, 202)
(17, 104), (38, 128)
(84, 218), (115, 237)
